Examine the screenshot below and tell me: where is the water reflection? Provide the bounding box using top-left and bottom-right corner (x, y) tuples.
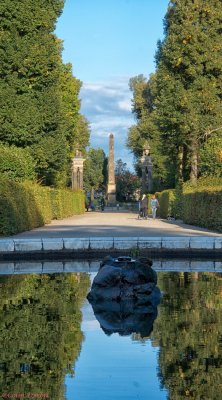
(151, 272), (222, 400)
(0, 267), (221, 400)
(88, 290), (161, 338)
(0, 273), (90, 399)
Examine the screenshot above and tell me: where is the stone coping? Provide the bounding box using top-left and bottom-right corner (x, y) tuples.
(0, 259), (221, 275)
(0, 235), (222, 256)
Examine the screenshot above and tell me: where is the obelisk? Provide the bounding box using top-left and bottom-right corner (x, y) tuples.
(107, 133), (116, 204)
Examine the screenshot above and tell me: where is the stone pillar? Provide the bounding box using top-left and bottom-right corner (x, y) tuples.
(107, 133), (116, 203)
(71, 150), (85, 190)
(141, 141), (153, 193)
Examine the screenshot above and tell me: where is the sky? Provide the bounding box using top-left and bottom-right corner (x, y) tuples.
(56, 0), (169, 170)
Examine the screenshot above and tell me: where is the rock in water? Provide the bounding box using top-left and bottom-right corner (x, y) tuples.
(87, 256), (158, 303)
(87, 256), (161, 337)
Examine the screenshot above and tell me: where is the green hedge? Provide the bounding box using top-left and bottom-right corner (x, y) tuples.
(0, 177), (85, 235)
(155, 190), (176, 218)
(182, 189), (222, 231)
(50, 189), (85, 219)
(154, 177), (222, 232)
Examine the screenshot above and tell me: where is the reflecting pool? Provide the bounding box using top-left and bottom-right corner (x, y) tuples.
(0, 263), (221, 400)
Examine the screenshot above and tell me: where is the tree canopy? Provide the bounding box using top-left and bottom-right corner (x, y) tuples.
(128, 0), (222, 187)
(0, 0), (90, 187)
(115, 159), (140, 201)
(83, 148), (107, 195)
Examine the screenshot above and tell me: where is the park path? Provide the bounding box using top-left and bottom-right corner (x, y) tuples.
(10, 210), (221, 238)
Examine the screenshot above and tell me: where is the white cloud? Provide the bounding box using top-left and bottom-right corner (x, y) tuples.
(80, 77), (135, 169)
(117, 99), (132, 112)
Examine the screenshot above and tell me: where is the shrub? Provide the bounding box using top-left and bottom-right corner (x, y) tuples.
(182, 189), (222, 231)
(154, 177), (222, 232)
(0, 177), (85, 236)
(155, 189), (176, 218)
(182, 177), (222, 232)
(50, 189), (85, 219)
(183, 176), (222, 192)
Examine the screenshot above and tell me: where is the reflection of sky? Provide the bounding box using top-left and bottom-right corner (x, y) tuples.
(65, 297), (167, 400)
(81, 295), (100, 331)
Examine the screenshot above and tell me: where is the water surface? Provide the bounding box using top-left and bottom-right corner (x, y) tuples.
(0, 262), (221, 400)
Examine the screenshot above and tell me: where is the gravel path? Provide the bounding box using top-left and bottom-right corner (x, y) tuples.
(9, 211), (221, 238)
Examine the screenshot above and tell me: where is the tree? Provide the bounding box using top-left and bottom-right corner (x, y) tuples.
(83, 148), (107, 196)
(115, 159), (140, 201)
(0, 1), (89, 186)
(199, 132), (222, 177)
(155, 0), (222, 182)
(128, 1), (222, 187)
(58, 63), (90, 154)
(127, 74), (169, 189)
(0, 143), (36, 181)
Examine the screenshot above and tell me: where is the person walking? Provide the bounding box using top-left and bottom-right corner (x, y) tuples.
(137, 198), (142, 219)
(150, 195), (159, 219)
(141, 194), (148, 219)
(100, 197), (105, 211)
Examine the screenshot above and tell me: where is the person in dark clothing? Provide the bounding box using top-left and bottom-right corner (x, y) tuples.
(140, 194), (148, 219)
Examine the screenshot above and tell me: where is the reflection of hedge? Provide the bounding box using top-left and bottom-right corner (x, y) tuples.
(154, 177), (222, 232)
(0, 273), (90, 399)
(152, 272), (222, 400)
(0, 177), (85, 235)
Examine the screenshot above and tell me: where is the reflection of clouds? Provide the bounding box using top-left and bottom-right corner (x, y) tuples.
(82, 319), (100, 332)
(80, 77), (135, 168)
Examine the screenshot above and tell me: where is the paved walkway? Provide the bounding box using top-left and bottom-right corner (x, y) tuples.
(10, 211), (221, 238)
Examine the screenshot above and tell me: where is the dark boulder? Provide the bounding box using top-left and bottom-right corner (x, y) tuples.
(87, 256), (158, 303)
(89, 291), (160, 337)
(87, 256), (161, 337)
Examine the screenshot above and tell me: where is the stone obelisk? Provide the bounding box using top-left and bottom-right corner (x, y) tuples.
(107, 133), (116, 204)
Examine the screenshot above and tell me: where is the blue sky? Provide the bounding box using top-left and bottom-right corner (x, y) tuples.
(56, 0), (169, 169)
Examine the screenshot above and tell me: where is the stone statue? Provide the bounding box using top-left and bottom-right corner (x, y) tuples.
(141, 141), (153, 193)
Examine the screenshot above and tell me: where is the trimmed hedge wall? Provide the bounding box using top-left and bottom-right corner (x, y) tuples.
(154, 177), (222, 232)
(182, 189), (222, 231)
(155, 190), (176, 219)
(0, 177), (85, 236)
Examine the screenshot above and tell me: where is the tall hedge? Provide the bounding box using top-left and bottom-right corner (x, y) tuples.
(155, 190), (176, 219)
(154, 177), (222, 232)
(0, 177), (85, 236)
(182, 177), (222, 232)
(182, 189), (222, 231)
